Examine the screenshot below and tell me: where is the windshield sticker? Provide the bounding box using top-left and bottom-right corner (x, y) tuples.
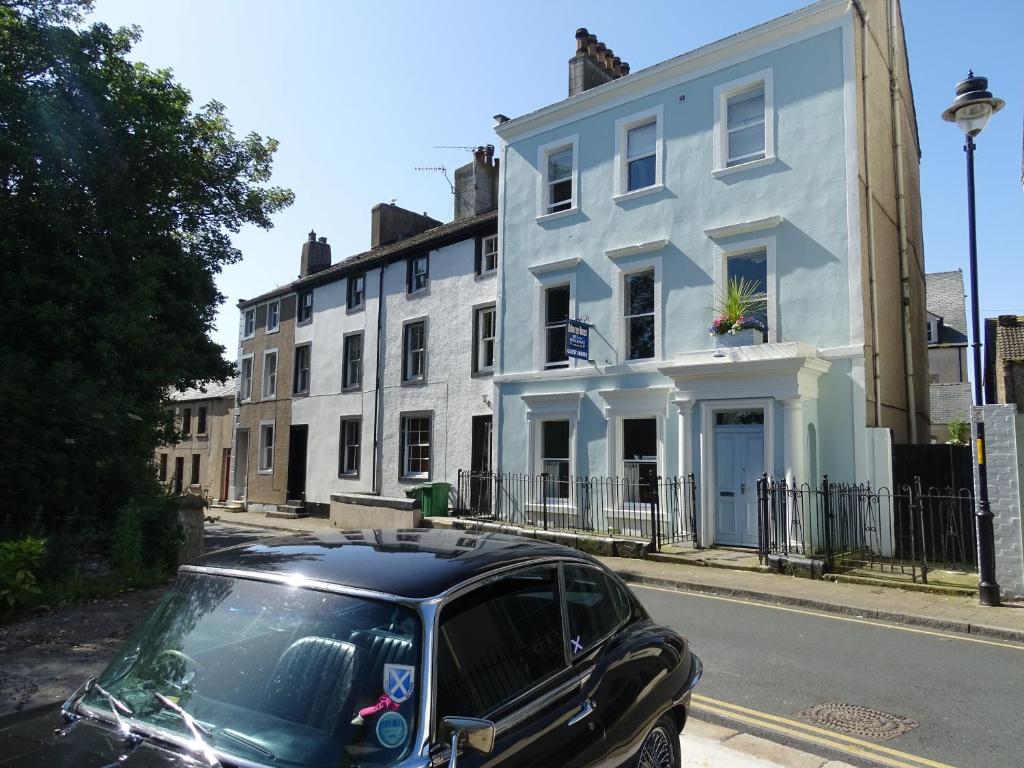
(376, 711), (407, 748)
(352, 693), (401, 726)
(383, 663), (415, 703)
(571, 635), (584, 654)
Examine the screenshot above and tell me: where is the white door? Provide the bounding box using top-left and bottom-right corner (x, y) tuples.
(714, 425), (764, 547)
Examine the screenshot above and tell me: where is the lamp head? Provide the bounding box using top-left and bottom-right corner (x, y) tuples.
(942, 72), (1004, 137)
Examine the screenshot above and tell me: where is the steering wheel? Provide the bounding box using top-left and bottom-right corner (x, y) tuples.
(153, 649), (205, 687)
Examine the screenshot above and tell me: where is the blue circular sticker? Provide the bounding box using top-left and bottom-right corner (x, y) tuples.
(376, 711), (408, 749)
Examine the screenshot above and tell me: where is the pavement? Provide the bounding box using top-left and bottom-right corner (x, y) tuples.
(682, 720), (854, 768)
(209, 508), (1024, 644)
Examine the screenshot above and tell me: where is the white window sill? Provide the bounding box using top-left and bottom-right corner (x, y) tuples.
(401, 474), (429, 482)
(407, 288), (430, 298)
(536, 207), (580, 224)
(261, 394), (276, 402)
(475, 270), (497, 281)
(265, 327), (279, 335)
(712, 155), (776, 178)
(612, 184), (666, 205)
(257, 468), (273, 475)
(241, 334), (255, 342)
(346, 305), (365, 314)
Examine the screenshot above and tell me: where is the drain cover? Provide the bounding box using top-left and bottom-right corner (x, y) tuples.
(794, 702), (918, 742)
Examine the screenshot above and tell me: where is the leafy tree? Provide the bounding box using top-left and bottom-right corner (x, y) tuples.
(0, 0), (293, 549)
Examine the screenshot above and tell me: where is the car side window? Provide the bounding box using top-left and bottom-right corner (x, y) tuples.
(563, 565), (627, 658)
(436, 565), (565, 721)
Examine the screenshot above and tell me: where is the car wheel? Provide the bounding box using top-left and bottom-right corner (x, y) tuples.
(635, 714), (680, 768)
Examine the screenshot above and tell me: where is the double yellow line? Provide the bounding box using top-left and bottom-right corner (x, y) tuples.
(691, 694), (957, 768)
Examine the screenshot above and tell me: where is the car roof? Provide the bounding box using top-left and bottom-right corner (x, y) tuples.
(188, 528), (599, 600)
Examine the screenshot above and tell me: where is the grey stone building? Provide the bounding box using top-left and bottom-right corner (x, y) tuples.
(925, 270), (971, 442)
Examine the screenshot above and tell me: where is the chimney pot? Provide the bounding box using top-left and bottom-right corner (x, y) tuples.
(612, 56), (622, 76)
(318, 236), (327, 244)
(595, 42), (607, 67)
(308, 230), (316, 242)
(587, 34), (597, 57)
(575, 27), (589, 54)
(621, 62), (630, 75)
(485, 144), (495, 166)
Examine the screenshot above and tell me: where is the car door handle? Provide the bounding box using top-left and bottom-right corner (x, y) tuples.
(568, 698), (595, 726)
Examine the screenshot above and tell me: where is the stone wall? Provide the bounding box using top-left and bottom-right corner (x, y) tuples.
(972, 404), (1023, 600)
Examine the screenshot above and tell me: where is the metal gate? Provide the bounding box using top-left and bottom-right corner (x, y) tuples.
(758, 474), (977, 583)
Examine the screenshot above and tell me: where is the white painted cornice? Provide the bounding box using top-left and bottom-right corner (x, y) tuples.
(604, 238), (670, 260)
(704, 215), (784, 240)
(527, 256), (582, 276)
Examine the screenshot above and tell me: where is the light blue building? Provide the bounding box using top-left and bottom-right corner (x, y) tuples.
(492, 0), (928, 547)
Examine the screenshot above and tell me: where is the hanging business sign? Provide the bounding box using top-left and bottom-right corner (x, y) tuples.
(566, 319), (590, 361)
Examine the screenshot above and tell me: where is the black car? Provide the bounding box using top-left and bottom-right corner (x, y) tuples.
(0, 529), (701, 768)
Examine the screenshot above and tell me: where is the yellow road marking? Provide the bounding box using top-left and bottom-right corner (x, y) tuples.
(631, 583), (1024, 650)
(694, 695), (956, 768)
(691, 699), (945, 768)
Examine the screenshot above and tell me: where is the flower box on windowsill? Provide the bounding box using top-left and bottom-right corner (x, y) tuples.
(714, 328), (765, 349)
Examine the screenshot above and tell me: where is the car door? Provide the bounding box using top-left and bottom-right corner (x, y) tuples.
(431, 563), (598, 768)
(562, 564), (666, 768)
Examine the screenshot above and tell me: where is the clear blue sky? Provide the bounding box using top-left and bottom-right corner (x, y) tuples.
(89, 0), (1023, 360)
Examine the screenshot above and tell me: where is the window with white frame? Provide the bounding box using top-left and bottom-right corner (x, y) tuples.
(259, 422), (274, 472)
(479, 235), (498, 275)
(926, 317), (939, 344)
(339, 417), (360, 476)
(293, 344), (311, 394)
(544, 285), (570, 369)
(343, 333), (362, 390)
(541, 420), (570, 499)
(714, 70), (774, 173)
(243, 309), (256, 338)
(544, 144), (574, 214)
(625, 121), (657, 191)
(474, 305), (496, 374)
(408, 255), (429, 294)
(622, 417), (657, 504)
(297, 290), (313, 323)
(403, 321), (426, 382)
(347, 274), (365, 310)
(262, 350), (277, 399)
(726, 86), (765, 166)
(240, 355), (253, 401)
(400, 414), (431, 479)
(726, 249), (769, 336)
(624, 269), (655, 360)
(266, 300), (280, 333)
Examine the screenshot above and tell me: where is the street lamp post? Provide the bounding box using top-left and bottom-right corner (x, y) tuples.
(942, 72), (1004, 607)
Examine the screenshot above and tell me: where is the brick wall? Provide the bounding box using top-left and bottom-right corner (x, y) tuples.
(972, 404), (1023, 599)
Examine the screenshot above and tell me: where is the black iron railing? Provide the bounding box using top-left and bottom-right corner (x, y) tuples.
(757, 474), (977, 582)
(454, 470), (698, 550)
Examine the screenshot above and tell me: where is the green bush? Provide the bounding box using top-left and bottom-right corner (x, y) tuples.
(948, 417), (969, 445)
(0, 537), (47, 615)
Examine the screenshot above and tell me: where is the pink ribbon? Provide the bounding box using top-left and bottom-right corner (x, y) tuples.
(352, 694), (400, 725)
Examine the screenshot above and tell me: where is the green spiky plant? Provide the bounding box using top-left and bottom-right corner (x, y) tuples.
(708, 277), (768, 335)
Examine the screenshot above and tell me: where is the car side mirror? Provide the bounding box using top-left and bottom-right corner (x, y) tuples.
(439, 716), (495, 767)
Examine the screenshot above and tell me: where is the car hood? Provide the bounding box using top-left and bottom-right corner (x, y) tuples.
(0, 704), (196, 768)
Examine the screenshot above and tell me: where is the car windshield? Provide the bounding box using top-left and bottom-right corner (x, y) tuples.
(82, 572), (421, 768)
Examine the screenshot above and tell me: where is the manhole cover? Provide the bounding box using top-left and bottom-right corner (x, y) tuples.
(794, 702), (918, 742)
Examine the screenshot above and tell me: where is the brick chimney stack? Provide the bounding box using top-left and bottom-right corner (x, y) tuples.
(453, 143), (499, 221)
(300, 230), (332, 277)
(569, 28), (629, 97)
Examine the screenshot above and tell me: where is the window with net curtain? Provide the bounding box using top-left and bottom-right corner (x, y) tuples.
(541, 420), (570, 499)
(726, 85), (766, 166)
(626, 120), (657, 191)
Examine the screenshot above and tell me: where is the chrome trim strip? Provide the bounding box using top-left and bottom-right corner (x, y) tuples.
(178, 564), (418, 606)
(493, 672), (588, 735)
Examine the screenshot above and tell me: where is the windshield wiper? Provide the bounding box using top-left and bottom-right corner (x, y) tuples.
(60, 677), (134, 737)
(220, 728), (276, 760)
(92, 681), (134, 736)
(152, 693), (222, 768)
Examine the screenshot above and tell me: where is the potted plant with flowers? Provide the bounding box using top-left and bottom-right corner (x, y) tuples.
(708, 276), (767, 348)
